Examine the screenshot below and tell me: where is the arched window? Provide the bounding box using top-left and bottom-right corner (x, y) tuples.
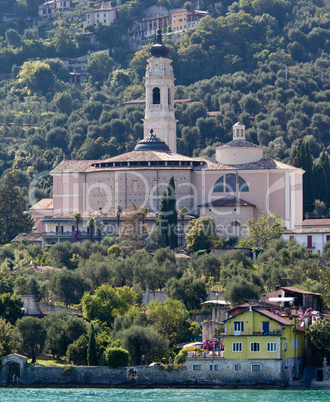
(153, 87), (160, 104)
(214, 176), (224, 192)
(213, 175), (249, 193)
(238, 176), (249, 192)
(231, 221), (240, 227)
(168, 88), (171, 105)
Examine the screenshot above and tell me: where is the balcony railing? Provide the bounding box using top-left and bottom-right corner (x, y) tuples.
(223, 331), (282, 336)
(187, 351), (225, 358)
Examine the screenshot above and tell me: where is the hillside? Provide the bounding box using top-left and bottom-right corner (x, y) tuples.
(0, 0), (328, 218)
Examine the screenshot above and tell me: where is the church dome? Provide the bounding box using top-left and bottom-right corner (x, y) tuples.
(149, 29), (169, 58)
(134, 129), (170, 152)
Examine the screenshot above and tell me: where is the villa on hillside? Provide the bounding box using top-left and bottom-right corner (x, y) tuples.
(39, 1), (71, 17)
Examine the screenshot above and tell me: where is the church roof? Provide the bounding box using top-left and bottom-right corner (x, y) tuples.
(30, 198), (53, 210)
(134, 130), (170, 152)
(198, 196), (256, 208)
(217, 140), (261, 148)
(199, 158), (300, 171)
(149, 29), (169, 58)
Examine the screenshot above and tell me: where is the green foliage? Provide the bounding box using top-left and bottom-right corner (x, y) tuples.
(66, 334), (88, 366)
(86, 51), (114, 85)
(16, 316), (47, 363)
(243, 210), (284, 249)
(305, 316), (330, 362)
(117, 324), (169, 365)
(186, 217), (218, 252)
(147, 298), (191, 345)
(87, 324), (98, 366)
(166, 272), (207, 310)
(105, 346), (129, 368)
(51, 269), (91, 306)
(0, 318), (20, 358)
(0, 172), (34, 244)
(225, 278), (261, 305)
(81, 284), (137, 328)
(17, 61), (55, 95)
(0, 293), (24, 325)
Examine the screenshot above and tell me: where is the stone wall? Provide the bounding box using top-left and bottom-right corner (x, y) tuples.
(0, 360), (296, 386)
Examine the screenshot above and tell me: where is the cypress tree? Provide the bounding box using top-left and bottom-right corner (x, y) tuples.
(157, 191), (169, 246)
(87, 325), (98, 366)
(313, 162), (327, 205)
(298, 140), (315, 215)
(167, 177), (178, 249)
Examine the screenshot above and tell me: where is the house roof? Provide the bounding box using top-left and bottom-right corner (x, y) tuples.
(30, 198), (53, 210)
(11, 232), (43, 243)
(21, 295), (43, 317)
(301, 219), (330, 226)
(224, 306), (294, 326)
(198, 195), (256, 208)
(281, 286), (321, 296)
(282, 228), (330, 234)
(51, 160), (99, 174)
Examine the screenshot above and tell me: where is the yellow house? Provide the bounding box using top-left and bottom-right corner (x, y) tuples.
(223, 306), (306, 372)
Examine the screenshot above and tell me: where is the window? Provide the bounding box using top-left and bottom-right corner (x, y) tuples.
(232, 342), (242, 352)
(234, 321), (244, 332)
(152, 87), (160, 104)
(168, 89), (171, 105)
(193, 365), (201, 370)
(267, 342), (277, 352)
(251, 364), (262, 371)
(209, 365), (213, 370)
(307, 235), (312, 248)
(234, 364), (240, 371)
(214, 365), (219, 371)
(250, 342), (260, 352)
(213, 174), (249, 193)
(292, 340), (295, 349)
(231, 221), (240, 227)
(72, 226), (75, 232)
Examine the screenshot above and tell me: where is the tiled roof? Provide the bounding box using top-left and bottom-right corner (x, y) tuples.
(21, 295), (43, 317)
(30, 198), (53, 210)
(100, 151), (203, 164)
(217, 140), (261, 148)
(282, 228), (330, 234)
(51, 160), (100, 174)
(301, 219), (330, 226)
(253, 308), (294, 326)
(11, 233), (42, 243)
(281, 286), (320, 296)
(200, 158), (299, 171)
(198, 196), (256, 208)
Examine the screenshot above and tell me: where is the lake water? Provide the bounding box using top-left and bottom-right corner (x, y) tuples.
(0, 388), (329, 402)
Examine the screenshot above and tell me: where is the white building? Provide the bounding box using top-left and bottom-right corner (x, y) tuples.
(282, 219), (330, 255)
(39, 1), (71, 17)
(84, 6), (116, 26)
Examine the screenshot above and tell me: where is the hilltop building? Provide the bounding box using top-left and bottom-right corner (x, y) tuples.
(38, 1), (71, 17)
(30, 30), (303, 246)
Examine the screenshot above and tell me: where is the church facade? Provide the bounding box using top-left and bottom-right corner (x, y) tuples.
(30, 31), (304, 246)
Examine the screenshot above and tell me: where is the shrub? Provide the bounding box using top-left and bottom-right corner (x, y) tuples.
(105, 347), (129, 368)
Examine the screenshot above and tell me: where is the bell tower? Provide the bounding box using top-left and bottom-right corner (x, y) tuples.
(143, 29), (177, 153)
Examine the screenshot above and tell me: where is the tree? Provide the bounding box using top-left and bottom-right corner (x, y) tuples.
(53, 27), (76, 57)
(243, 211), (284, 249)
(88, 218), (95, 242)
(105, 346), (129, 368)
(117, 325), (169, 365)
(51, 269), (91, 306)
(305, 316), (330, 362)
(87, 325), (98, 366)
(166, 273), (207, 310)
(17, 61), (55, 95)
(86, 51), (114, 85)
(147, 299), (191, 345)
(16, 316), (47, 363)
(185, 217), (218, 252)
(0, 293), (24, 325)
(297, 140), (315, 215)
(0, 172), (34, 244)
(96, 221), (104, 242)
(54, 92), (73, 115)
(225, 279), (261, 305)
(66, 334), (88, 366)
(81, 284), (137, 328)
(0, 318), (20, 358)
(156, 178), (178, 249)
(119, 204), (148, 248)
(5, 29), (21, 46)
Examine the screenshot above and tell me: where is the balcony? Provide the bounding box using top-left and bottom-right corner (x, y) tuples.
(187, 351), (224, 359)
(302, 242), (316, 249)
(223, 331), (282, 336)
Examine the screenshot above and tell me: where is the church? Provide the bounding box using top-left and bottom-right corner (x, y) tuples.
(30, 30), (304, 247)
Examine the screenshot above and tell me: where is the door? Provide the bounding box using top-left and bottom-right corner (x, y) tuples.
(234, 321), (243, 335)
(307, 235), (312, 248)
(262, 322), (269, 334)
